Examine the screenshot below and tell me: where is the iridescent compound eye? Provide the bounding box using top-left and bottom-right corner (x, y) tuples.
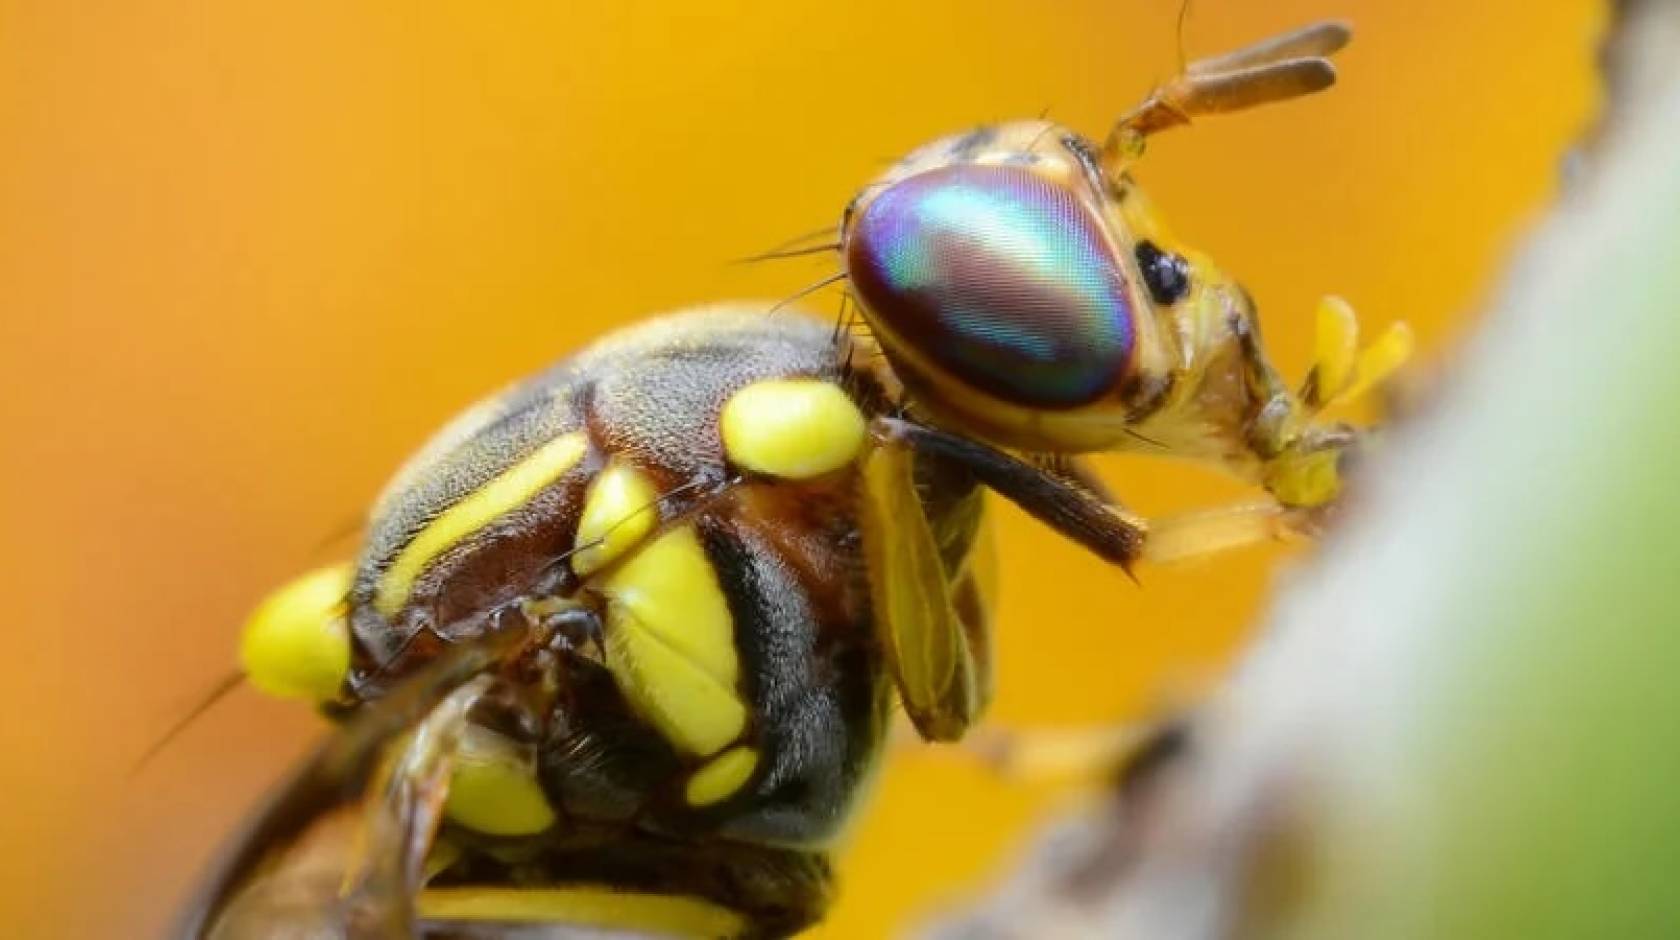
(845, 164), (1135, 409)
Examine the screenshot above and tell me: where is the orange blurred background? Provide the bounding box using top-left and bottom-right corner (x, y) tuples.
(0, 1), (1598, 937)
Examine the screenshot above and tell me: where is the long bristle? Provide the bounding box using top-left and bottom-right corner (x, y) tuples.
(768, 271), (849, 316)
(732, 242), (842, 264)
(131, 669), (246, 774)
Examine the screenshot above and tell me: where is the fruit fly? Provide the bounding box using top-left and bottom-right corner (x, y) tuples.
(182, 20), (1409, 940)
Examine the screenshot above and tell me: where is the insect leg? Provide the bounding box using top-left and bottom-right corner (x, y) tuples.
(1139, 501), (1297, 564)
(861, 416), (1159, 741)
(1301, 296), (1416, 413)
(879, 418), (1314, 566)
(861, 420), (993, 742)
(339, 674), (497, 937)
(876, 417), (1147, 570)
(904, 722), (1160, 786)
(203, 674), (498, 940)
(184, 630), (520, 939)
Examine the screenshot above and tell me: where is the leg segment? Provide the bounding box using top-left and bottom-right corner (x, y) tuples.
(860, 420), (989, 742)
(879, 417), (1310, 569)
(200, 667), (502, 940)
(861, 416), (1334, 752)
(878, 417), (1146, 569)
(339, 675), (496, 938)
(1141, 501), (1296, 565)
(864, 417), (1147, 743)
(934, 723), (1159, 787)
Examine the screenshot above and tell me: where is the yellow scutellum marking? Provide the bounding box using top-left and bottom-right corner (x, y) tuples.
(571, 460), (660, 577)
(603, 524), (745, 756)
(721, 378), (866, 479)
(418, 886), (747, 938)
(375, 432), (588, 617)
(685, 745), (759, 807)
(240, 562), (353, 701)
(1337, 321), (1415, 407)
(442, 725), (557, 836)
(1312, 294), (1359, 404)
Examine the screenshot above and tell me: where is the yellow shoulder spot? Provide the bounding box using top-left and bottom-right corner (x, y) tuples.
(375, 432), (588, 617)
(571, 460), (660, 577)
(442, 725), (557, 837)
(721, 378), (866, 479)
(685, 745), (759, 807)
(603, 524), (745, 756)
(239, 562), (352, 701)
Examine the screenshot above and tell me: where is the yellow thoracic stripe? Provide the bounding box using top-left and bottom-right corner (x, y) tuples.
(375, 431), (589, 617)
(418, 885), (748, 938)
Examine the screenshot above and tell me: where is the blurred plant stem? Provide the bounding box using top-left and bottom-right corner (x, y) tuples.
(925, 3), (1680, 937)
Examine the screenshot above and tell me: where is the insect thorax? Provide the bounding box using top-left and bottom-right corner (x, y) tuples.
(344, 307), (904, 862)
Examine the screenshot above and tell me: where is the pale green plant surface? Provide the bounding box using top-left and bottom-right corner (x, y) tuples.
(1285, 17), (1680, 934)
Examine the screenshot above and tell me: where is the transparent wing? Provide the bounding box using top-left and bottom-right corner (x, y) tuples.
(180, 636), (514, 940)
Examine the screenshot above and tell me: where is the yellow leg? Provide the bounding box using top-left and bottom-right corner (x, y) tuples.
(896, 718), (1205, 795)
(342, 675), (496, 937)
(860, 425), (992, 743)
(1303, 294), (1415, 413)
(1338, 321), (1415, 408)
(203, 678), (495, 939)
(193, 645), (512, 939)
(958, 724), (1155, 786)
(1141, 501), (1300, 565)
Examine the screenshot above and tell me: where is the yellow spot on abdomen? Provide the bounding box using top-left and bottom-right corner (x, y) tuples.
(602, 524), (745, 756)
(240, 562), (352, 701)
(721, 378), (866, 479)
(685, 745), (759, 806)
(375, 432), (588, 617)
(419, 886), (747, 938)
(571, 460), (660, 577)
(442, 725), (557, 836)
